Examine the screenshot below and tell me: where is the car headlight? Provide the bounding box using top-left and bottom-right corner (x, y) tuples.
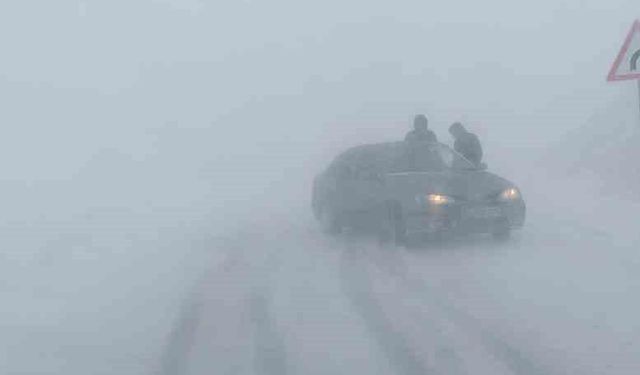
(425, 194), (455, 205)
(498, 188), (520, 201)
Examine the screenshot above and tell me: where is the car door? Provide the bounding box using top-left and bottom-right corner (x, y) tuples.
(334, 158), (362, 214)
(317, 155), (356, 216)
(349, 149), (388, 216)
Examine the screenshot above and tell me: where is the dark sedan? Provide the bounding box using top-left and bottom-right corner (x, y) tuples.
(312, 141), (525, 244)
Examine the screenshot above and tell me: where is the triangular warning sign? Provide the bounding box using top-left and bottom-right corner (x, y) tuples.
(608, 20), (640, 81)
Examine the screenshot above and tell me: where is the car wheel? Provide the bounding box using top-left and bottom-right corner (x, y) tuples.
(319, 206), (342, 235)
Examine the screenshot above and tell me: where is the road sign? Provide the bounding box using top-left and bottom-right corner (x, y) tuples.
(607, 20), (640, 82)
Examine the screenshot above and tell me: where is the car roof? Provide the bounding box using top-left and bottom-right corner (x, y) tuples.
(331, 141), (449, 173)
(339, 140), (450, 159)
(333, 141), (403, 166)
(338, 141), (404, 158)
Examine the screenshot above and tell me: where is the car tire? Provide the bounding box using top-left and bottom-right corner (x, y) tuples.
(319, 206), (342, 235)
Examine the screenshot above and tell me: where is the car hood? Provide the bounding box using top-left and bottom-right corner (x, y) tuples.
(384, 170), (515, 202)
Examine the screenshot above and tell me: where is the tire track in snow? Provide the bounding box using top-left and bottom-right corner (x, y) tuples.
(339, 238), (433, 375)
(157, 281), (204, 375)
(157, 241), (245, 375)
(249, 248), (289, 375)
(157, 231), (289, 375)
(339, 238), (513, 375)
(367, 244), (559, 375)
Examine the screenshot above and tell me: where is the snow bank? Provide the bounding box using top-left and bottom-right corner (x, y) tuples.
(541, 85), (640, 199)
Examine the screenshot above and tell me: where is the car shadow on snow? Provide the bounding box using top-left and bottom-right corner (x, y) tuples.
(333, 224), (523, 256)
(402, 231), (524, 254)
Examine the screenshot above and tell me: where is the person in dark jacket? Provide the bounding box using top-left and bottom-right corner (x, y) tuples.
(405, 114), (437, 143)
(449, 122), (483, 166)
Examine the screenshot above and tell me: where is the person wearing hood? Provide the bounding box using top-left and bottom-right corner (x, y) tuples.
(405, 114), (437, 143)
(449, 122), (483, 166)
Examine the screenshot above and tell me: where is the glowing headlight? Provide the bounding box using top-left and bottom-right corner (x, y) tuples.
(499, 188), (520, 201)
(426, 194), (455, 205)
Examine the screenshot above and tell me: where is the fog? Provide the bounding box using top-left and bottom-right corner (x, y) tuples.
(1, 1), (640, 374)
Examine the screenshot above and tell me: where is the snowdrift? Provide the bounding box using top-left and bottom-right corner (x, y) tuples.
(542, 87), (640, 198)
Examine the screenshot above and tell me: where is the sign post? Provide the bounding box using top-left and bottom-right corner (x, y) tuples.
(637, 79), (640, 119)
(607, 20), (640, 123)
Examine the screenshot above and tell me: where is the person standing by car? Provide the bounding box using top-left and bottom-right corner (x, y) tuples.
(404, 115), (443, 171)
(449, 122), (483, 166)
(405, 114), (438, 143)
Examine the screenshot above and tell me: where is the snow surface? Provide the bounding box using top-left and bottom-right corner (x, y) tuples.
(3, 103), (640, 374)
(155, 169), (640, 375)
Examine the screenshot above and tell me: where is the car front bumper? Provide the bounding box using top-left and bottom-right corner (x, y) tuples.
(404, 199), (526, 236)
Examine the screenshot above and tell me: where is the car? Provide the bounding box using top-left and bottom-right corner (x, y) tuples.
(312, 141), (525, 244)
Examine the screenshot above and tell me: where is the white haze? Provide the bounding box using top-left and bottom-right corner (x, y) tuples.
(1, 1), (639, 374)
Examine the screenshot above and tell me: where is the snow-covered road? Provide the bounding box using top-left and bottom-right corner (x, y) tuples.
(2, 174), (639, 375)
(160, 178), (640, 375)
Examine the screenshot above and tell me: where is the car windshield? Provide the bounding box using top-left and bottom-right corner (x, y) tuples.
(432, 143), (477, 170)
(387, 142), (476, 173)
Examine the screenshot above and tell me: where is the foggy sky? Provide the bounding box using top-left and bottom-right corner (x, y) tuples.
(0, 0), (638, 182)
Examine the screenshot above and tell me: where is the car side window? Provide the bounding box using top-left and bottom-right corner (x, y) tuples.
(329, 146), (387, 181)
(354, 162), (377, 181)
(350, 151), (379, 179)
